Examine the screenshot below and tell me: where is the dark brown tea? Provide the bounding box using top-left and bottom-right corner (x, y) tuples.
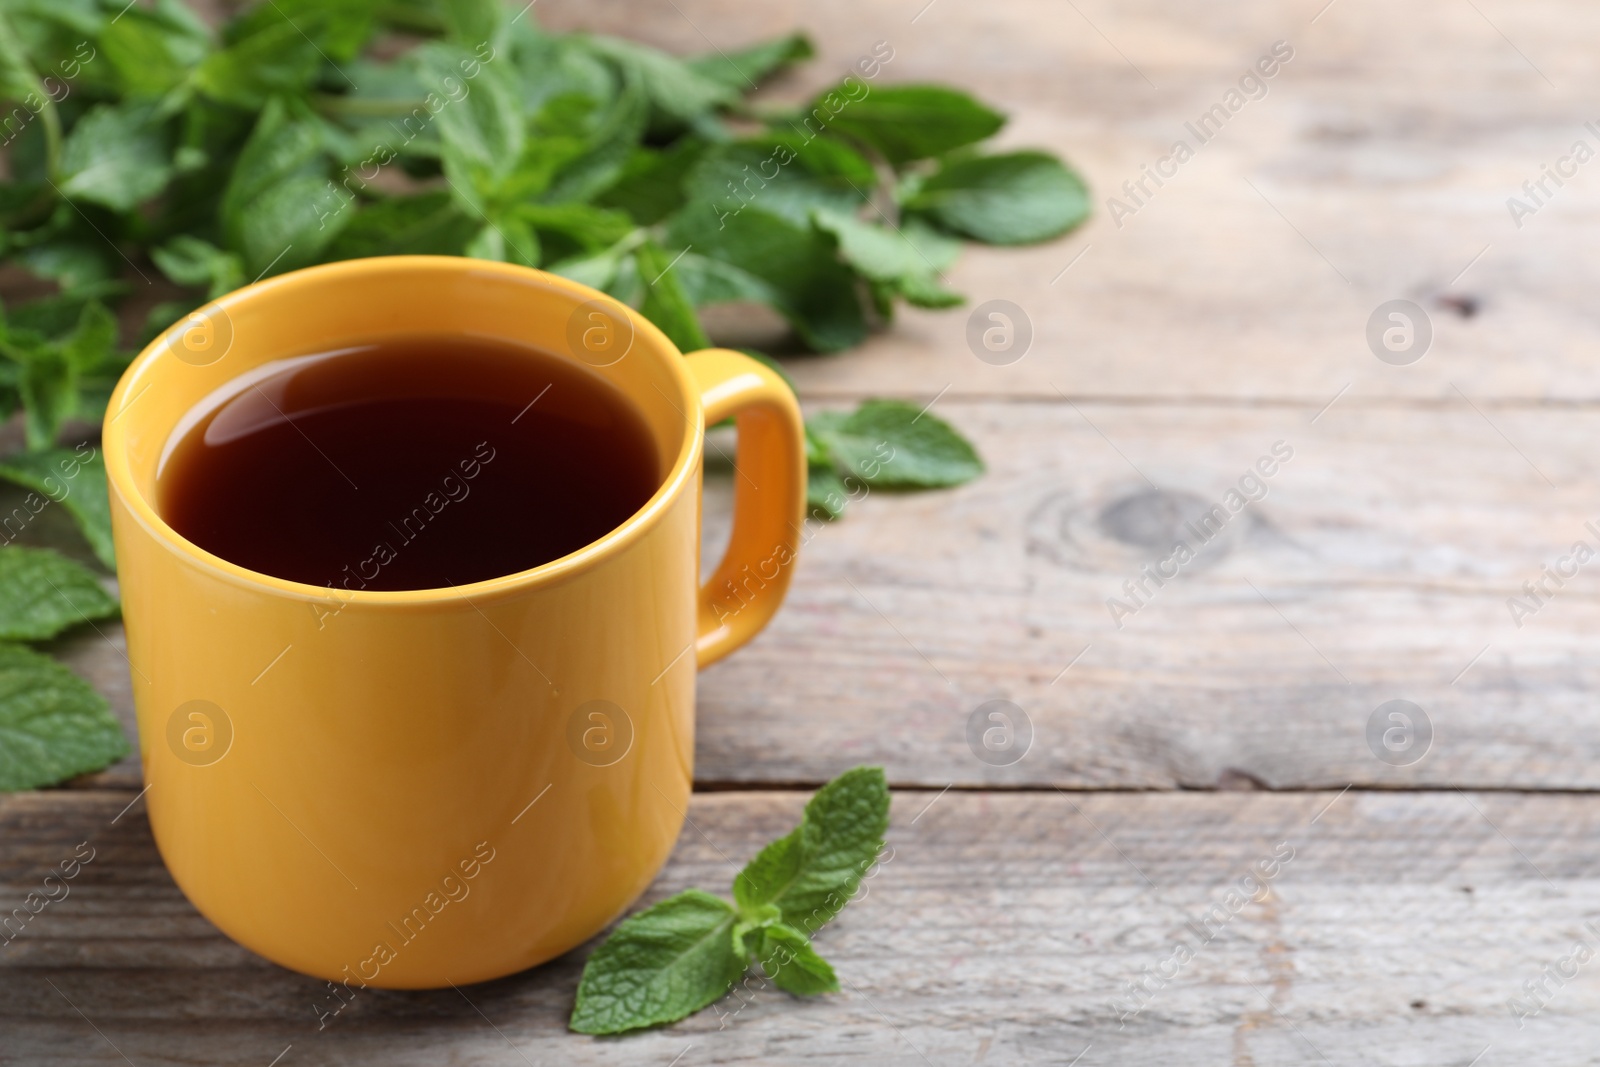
(159, 335), (661, 590)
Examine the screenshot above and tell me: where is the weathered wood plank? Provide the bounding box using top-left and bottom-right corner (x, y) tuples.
(30, 397), (1600, 790)
(4, 788), (1599, 1065)
(697, 398), (1600, 788)
(541, 0), (1600, 404)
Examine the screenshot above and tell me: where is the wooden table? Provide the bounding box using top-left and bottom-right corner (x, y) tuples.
(7, 0), (1600, 1062)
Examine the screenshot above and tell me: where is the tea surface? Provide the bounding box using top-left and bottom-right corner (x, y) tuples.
(159, 335), (660, 591)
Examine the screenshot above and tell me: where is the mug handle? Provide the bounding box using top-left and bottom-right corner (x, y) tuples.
(684, 348), (808, 668)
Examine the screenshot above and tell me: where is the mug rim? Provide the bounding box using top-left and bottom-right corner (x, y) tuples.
(102, 256), (705, 607)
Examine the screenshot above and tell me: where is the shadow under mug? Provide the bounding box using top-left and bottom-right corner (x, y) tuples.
(102, 256), (806, 988)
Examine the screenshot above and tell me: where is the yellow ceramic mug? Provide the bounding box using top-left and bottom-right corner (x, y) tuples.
(102, 256), (805, 990)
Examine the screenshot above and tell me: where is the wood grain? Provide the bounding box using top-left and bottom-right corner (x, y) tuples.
(695, 398), (1600, 789)
(539, 0), (1600, 405)
(4, 788), (1599, 1065)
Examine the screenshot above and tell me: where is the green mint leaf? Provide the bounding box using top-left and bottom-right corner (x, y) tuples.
(220, 99), (346, 277)
(221, 0), (375, 62)
(0, 12), (47, 119)
(59, 103), (173, 212)
(0, 641), (129, 791)
(60, 301), (117, 375)
(513, 203), (634, 263)
(548, 248), (626, 293)
(17, 350), (73, 451)
(667, 250), (775, 309)
(16, 242), (115, 292)
(595, 141), (706, 225)
(733, 765), (889, 934)
(686, 143), (865, 231)
(806, 464), (847, 521)
(731, 902), (783, 960)
(328, 59), (437, 156)
(422, 42), (521, 171)
(463, 214), (539, 267)
(0, 366), (15, 422)
(0, 546), (117, 641)
(894, 272), (965, 309)
(668, 203), (866, 352)
(194, 22), (320, 109)
(507, 26), (615, 112)
(584, 35), (738, 128)
(569, 889), (746, 1035)
(805, 421), (834, 468)
(141, 300), (195, 343)
(820, 84), (1004, 166)
(635, 240), (711, 353)
(201, 0), (375, 107)
(4, 292), (111, 342)
(816, 213), (960, 279)
(812, 212), (962, 310)
(422, 43), (525, 203)
(322, 192), (477, 260)
(151, 236), (224, 287)
(461, 222), (498, 261)
(757, 923), (840, 996)
(436, 0), (503, 48)
(152, 0), (213, 40)
(810, 400), (983, 489)
(542, 81), (650, 204)
(687, 32), (813, 91)
(0, 447), (114, 568)
(151, 236), (246, 300)
(572, 769), (884, 1032)
(60, 302), (124, 426)
(221, 97), (327, 220)
(754, 130), (879, 189)
(906, 150), (1090, 245)
(235, 168), (347, 279)
(98, 8), (208, 99)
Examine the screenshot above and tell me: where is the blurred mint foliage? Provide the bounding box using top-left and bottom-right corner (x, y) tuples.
(0, 0), (1088, 787)
(0, 0), (1088, 516)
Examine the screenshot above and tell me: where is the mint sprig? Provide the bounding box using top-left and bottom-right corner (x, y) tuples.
(0, 545), (119, 641)
(0, 640), (129, 791)
(0, 0), (1090, 472)
(0, 545), (125, 787)
(570, 766), (889, 1035)
(805, 399), (985, 518)
(0, 446), (115, 568)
